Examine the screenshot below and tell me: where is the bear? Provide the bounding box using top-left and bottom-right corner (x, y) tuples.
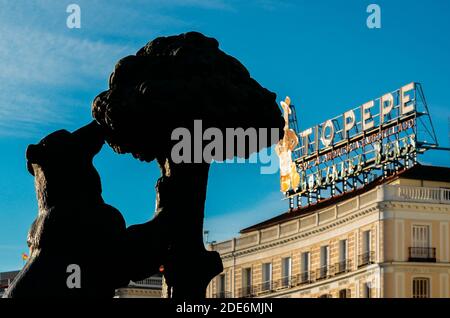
(4, 121), (129, 298)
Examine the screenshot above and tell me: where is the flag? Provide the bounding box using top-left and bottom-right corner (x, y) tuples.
(22, 253), (28, 261)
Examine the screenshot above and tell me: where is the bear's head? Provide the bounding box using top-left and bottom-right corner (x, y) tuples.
(26, 121), (105, 211)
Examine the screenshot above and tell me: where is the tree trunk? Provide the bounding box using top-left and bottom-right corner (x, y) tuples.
(155, 157), (223, 299)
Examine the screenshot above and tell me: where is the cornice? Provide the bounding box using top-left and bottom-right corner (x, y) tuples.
(379, 201), (450, 213)
(222, 204), (380, 260)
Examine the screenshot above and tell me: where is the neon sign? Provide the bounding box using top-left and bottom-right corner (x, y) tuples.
(280, 82), (439, 208)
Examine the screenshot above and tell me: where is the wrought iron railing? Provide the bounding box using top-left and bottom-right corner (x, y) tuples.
(334, 259), (352, 275)
(409, 247), (436, 262)
(212, 291), (232, 298)
(358, 251), (375, 267)
(298, 270), (315, 285)
(238, 286), (253, 298)
(235, 258), (366, 298)
(237, 271), (315, 297)
(316, 265), (333, 280)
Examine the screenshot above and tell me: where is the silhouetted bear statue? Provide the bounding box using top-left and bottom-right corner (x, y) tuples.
(4, 121), (129, 298)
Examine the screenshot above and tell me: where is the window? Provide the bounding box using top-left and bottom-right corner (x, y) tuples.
(262, 263), (272, 291)
(281, 257), (292, 287)
(300, 252), (310, 283)
(411, 225), (431, 259)
(217, 274), (225, 297)
(362, 282), (371, 298)
(319, 246), (329, 279)
(412, 225), (430, 248)
(338, 239), (348, 272)
(410, 225), (436, 261)
(339, 289), (350, 298)
(359, 230), (372, 266)
(362, 230), (371, 254)
(413, 278), (430, 298)
(242, 268), (252, 296)
(319, 294), (332, 298)
(339, 239), (348, 261)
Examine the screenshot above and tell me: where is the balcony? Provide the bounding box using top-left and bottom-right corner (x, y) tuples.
(358, 251), (375, 267)
(408, 247), (436, 262)
(236, 262), (361, 298)
(383, 185), (450, 204)
(273, 274), (308, 290)
(298, 270), (315, 285)
(334, 259), (352, 275)
(212, 291), (232, 298)
(238, 286), (253, 298)
(238, 282), (272, 297)
(237, 272), (314, 298)
(128, 276), (162, 289)
(316, 265), (333, 280)
(260, 281), (272, 293)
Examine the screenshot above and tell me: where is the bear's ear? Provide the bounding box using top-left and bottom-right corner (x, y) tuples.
(72, 120), (105, 158)
(26, 144), (43, 176)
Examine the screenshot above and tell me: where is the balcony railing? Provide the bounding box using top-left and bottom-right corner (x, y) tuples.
(384, 185), (450, 204)
(281, 275), (291, 288)
(408, 247), (436, 262)
(334, 259), (352, 275)
(298, 270), (315, 285)
(237, 271), (314, 297)
(235, 256), (371, 298)
(316, 265), (333, 280)
(238, 286), (253, 298)
(237, 266), (346, 297)
(238, 282), (272, 297)
(212, 291), (232, 298)
(261, 280), (272, 293)
(128, 276), (163, 289)
(358, 251), (375, 267)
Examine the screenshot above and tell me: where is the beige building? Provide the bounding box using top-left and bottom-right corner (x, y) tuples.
(207, 164), (450, 298)
(115, 274), (163, 298)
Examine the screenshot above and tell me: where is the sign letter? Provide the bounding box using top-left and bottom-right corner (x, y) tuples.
(300, 128), (313, 156)
(343, 110), (356, 139)
(320, 120), (335, 147)
(380, 93), (394, 123)
(362, 101), (375, 131)
(401, 83), (415, 115)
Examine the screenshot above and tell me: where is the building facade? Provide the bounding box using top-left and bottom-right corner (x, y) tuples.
(115, 274), (163, 298)
(0, 270), (162, 298)
(207, 165), (450, 298)
(0, 271), (20, 298)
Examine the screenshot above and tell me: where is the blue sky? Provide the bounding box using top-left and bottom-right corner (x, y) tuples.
(0, 0), (449, 271)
